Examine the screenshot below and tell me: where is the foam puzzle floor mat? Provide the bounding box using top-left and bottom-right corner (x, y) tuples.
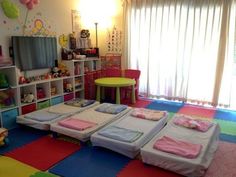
(49, 146), (131, 177)
(5, 136), (80, 170)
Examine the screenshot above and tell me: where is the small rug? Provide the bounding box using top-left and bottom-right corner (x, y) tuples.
(49, 146), (131, 177)
(178, 105), (215, 118)
(117, 159), (183, 177)
(5, 136), (80, 171)
(204, 141), (236, 177)
(146, 100), (184, 113)
(0, 156), (38, 177)
(214, 109), (236, 122)
(0, 126), (49, 154)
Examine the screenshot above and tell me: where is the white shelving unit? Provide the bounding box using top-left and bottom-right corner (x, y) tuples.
(0, 57), (100, 129)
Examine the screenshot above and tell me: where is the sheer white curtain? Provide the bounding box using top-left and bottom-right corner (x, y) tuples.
(218, 1), (236, 109)
(124, 0), (234, 105)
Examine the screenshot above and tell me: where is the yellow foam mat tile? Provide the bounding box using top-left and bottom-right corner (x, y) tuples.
(0, 156), (38, 177)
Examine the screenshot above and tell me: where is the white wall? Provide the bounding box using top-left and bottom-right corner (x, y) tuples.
(0, 0), (123, 60)
(0, 0), (78, 59)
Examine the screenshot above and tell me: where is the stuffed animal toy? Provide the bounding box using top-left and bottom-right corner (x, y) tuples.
(51, 67), (60, 78)
(58, 62), (70, 76)
(22, 93), (34, 103)
(65, 83), (73, 92)
(80, 29), (90, 38)
(0, 90), (14, 107)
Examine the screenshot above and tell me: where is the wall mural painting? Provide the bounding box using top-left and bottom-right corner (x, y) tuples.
(1, 0), (56, 36)
(24, 13), (56, 36)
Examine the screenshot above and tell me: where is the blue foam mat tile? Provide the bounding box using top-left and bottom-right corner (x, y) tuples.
(0, 126), (49, 154)
(146, 100), (184, 113)
(220, 133), (236, 144)
(49, 146), (131, 177)
(214, 109), (236, 122)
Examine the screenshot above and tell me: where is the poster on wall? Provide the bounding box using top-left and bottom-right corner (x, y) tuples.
(107, 26), (122, 54)
(71, 10), (81, 32)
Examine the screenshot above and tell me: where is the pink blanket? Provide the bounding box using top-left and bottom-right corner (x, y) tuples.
(131, 108), (166, 121)
(153, 136), (202, 158)
(173, 115), (213, 132)
(58, 118), (97, 131)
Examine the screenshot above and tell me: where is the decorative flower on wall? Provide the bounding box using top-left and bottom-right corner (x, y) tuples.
(19, 0), (40, 34)
(1, 0), (40, 34)
(19, 0), (39, 10)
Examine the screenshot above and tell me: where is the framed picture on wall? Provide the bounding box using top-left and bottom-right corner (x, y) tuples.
(71, 10), (81, 32)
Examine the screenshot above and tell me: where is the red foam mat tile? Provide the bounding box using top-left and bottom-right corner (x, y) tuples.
(117, 160), (183, 177)
(5, 136), (80, 171)
(178, 105), (216, 118)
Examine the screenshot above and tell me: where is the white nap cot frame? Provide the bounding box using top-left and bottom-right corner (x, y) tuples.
(50, 103), (132, 142)
(16, 101), (99, 130)
(141, 115), (220, 177)
(91, 111), (168, 158)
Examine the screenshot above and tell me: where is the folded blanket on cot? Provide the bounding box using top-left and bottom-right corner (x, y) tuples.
(95, 103), (127, 114)
(153, 136), (202, 158)
(58, 118), (97, 131)
(25, 111), (62, 122)
(131, 108), (166, 121)
(47, 104), (80, 114)
(65, 99), (96, 107)
(98, 126), (143, 143)
(173, 115), (213, 132)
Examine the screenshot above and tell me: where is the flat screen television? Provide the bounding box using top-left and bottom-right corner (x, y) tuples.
(11, 36), (57, 71)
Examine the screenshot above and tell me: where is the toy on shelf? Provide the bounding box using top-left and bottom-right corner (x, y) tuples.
(21, 93), (34, 103)
(0, 90), (15, 108)
(51, 62), (70, 78)
(37, 87), (46, 99)
(51, 86), (57, 96)
(74, 63), (81, 75)
(51, 67), (60, 78)
(63, 81), (73, 93)
(0, 73), (9, 88)
(58, 62), (70, 77)
(0, 128), (9, 147)
(19, 76), (26, 84)
(75, 78), (81, 85)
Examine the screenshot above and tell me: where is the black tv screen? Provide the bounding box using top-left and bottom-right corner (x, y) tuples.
(12, 36), (57, 71)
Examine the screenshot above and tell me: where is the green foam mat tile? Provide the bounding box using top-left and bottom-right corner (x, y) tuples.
(167, 112), (175, 121)
(30, 171), (59, 177)
(214, 119), (236, 136)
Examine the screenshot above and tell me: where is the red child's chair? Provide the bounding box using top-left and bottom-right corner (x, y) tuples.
(105, 68), (122, 77)
(122, 69), (141, 102)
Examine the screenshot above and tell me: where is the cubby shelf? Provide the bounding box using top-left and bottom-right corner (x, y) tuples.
(0, 57), (100, 129)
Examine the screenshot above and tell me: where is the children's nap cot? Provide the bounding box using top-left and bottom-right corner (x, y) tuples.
(91, 108), (168, 158)
(140, 114), (220, 177)
(50, 103), (131, 142)
(17, 100), (98, 130)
